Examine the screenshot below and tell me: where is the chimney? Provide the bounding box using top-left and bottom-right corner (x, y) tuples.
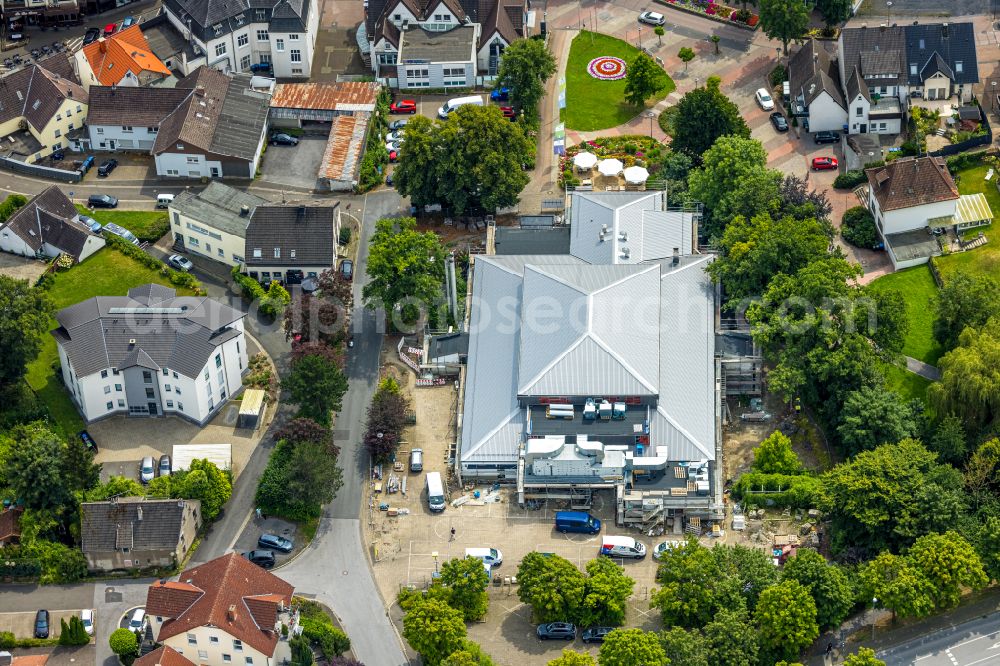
(194, 85), (205, 96)
(227, 604), (237, 622)
(942, 23), (949, 38)
(672, 247), (679, 265)
(880, 23), (886, 32)
(297, 205), (306, 219)
(240, 204), (250, 216)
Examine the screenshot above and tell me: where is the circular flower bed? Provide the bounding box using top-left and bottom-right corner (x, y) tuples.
(587, 56), (627, 80)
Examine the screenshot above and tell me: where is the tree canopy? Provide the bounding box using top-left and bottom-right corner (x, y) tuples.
(670, 84), (750, 160)
(836, 387), (920, 457)
(495, 37), (556, 112)
(0, 275), (53, 393)
(934, 272), (1000, 351)
(759, 0), (810, 54)
(704, 607), (758, 666)
(907, 531), (987, 610)
(598, 629), (669, 666)
(753, 580), (819, 664)
(283, 353), (349, 426)
(516, 552), (586, 623)
(624, 53), (664, 107)
(579, 556), (634, 627)
(781, 549), (855, 630)
(858, 552), (936, 620)
(546, 650), (595, 666)
(658, 626), (709, 666)
(751, 431), (802, 475)
(440, 556), (490, 621)
(650, 538), (733, 627)
(843, 647), (886, 666)
(363, 216), (446, 325)
(929, 317), (1000, 429)
(401, 596), (467, 666)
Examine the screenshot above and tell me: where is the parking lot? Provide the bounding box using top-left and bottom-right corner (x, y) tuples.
(258, 136), (328, 191)
(0, 610), (85, 640)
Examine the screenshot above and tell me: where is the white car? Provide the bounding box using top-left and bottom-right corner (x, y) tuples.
(652, 540), (682, 561)
(755, 88), (775, 111)
(385, 130), (405, 142)
(638, 11), (665, 26)
(167, 254), (193, 272)
(81, 609), (94, 636)
(385, 140), (402, 152)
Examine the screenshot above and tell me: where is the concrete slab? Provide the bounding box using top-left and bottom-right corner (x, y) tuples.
(0, 252), (48, 283)
(259, 136), (327, 191)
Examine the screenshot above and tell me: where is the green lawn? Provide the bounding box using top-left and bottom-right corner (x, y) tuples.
(24, 249), (195, 437)
(953, 163), (999, 240)
(561, 31), (675, 131)
(868, 265), (943, 365)
(883, 363), (932, 402)
(936, 239), (1000, 282)
(75, 205), (170, 243)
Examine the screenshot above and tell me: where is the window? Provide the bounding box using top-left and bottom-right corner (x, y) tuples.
(223, 656), (232, 663)
(220, 389), (227, 400)
(173, 371), (179, 379)
(274, 247), (281, 258)
(187, 237), (200, 247)
(177, 144), (184, 149)
(879, 122), (887, 130)
(216, 354), (222, 368)
(217, 370), (224, 385)
(76, 105), (82, 113)
(290, 49), (301, 63)
(66, 109), (72, 117)
(121, 125), (133, 132)
(238, 33), (249, 47)
(175, 386), (182, 395)
(115, 384), (122, 391)
(68, 123), (74, 131)
(204, 369), (210, 381)
(162, 368), (169, 376)
(260, 54), (271, 64)
(143, 371), (152, 383)
(292, 68), (302, 74)
(394, 13), (401, 20)
(218, 248), (225, 257)
(253, 248), (262, 258)
(256, 9), (266, 20)
(187, 156), (199, 164)
(118, 399), (125, 407)
(56, 113), (61, 121)
(215, 43), (227, 57)
(178, 402), (184, 411)
(209, 637), (220, 645)
(149, 126), (158, 133)
(241, 55), (251, 69)
(101, 370), (108, 378)
(956, 61), (963, 73)
(856, 106), (863, 116)
(378, 53), (397, 66)
(107, 401), (114, 410)
(275, 38), (284, 51)
(233, 640), (243, 651)
(198, 651), (208, 660)
(165, 384), (172, 392)
(96, 127), (104, 134)
(166, 169), (179, 176)
(187, 635), (197, 646)
(145, 388), (154, 399)
(104, 385), (111, 394)
(245, 659), (253, 665)
(290, 249), (296, 258)
(54, 129), (61, 138)
(234, 254), (245, 263)
(208, 399), (214, 411)
(289, 33), (300, 40)
(113, 368), (119, 375)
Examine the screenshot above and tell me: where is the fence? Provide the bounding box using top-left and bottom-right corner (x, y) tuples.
(928, 100), (993, 157)
(0, 156), (81, 183)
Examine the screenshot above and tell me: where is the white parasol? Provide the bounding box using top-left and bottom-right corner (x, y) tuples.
(573, 151), (598, 170)
(597, 158), (624, 177)
(623, 165), (650, 184)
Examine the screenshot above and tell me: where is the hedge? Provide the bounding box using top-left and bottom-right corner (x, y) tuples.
(945, 150), (989, 173)
(102, 235), (203, 293)
(833, 170), (867, 189)
(841, 206), (879, 248)
(732, 471), (822, 509)
(0, 193), (28, 223)
(231, 266), (288, 318)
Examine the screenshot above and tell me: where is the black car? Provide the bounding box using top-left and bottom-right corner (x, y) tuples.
(388, 119), (409, 131)
(582, 626), (614, 643)
(536, 622), (576, 640)
(83, 27), (100, 45)
(270, 133), (299, 146)
(97, 158), (118, 176)
(158, 454), (172, 477)
(78, 430), (98, 453)
(339, 259), (353, 281)
(814, 131), (840, 144)
(34, 610), (49, 639)
(258, 533), (294, 553)
(769, 112), (788, 132)
(87, 193), (118, 208)
(243, 550), (276, 568)
(250, 62), (273, 74)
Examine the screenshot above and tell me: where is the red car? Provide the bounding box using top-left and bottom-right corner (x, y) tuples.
(103, 23), (117, 36)
(388, 149), (398, 162)
(811, 156), (838, 171)
(390, 99), (417, 114)
(499, 106), (516, 119)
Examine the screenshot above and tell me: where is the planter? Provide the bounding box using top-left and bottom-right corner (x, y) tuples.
(655, 0), (759, 31)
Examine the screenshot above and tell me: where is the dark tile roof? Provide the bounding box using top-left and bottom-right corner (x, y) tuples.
(244, 204), (338, 266)
(788, 39), (845, 111)
(164, 0), (252, 33)
(135, 646), (196, 666)
(81, 498), (198, 554)
(52, 284), (245, 379)
(269, 0), (308, 32)
(845, 66), (872, 104)
(840, 24), (906, 85)
(0, 64), (87, 132)
(866, 156), (959, 212)
(0, 507), (23, 541)
(1, 186), (100, 261)
(146, 553), (293, 657)
(904, 22), (978, 86)
(86, 86), (192, 127)
(36, 52), (81, 84)
(169, 182), (268, 237)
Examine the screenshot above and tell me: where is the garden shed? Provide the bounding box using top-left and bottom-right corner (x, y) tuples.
(238, 389), (267, 430)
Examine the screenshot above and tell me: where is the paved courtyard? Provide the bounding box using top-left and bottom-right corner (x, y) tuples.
(0, 252), (48, 283)
(259, 136), (328, 191)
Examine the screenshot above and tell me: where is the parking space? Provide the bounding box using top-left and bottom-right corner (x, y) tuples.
(0, 610), (80, 639)
(233, 515), (304, 568)
(258, 136), (327, 190)
(0, 252), (48, 283)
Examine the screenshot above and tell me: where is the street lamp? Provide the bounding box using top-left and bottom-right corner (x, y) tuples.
(871, 597), (878, 640)
(886, 1), (893, 24)
(992, 80), (997, 114)
(432, 551), (439, 573)
(646, 111), (655, 138)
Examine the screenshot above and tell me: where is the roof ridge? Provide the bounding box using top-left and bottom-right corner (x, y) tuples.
(655, 404), (714, 459)
(517, 332), (588, 395)
(585, 330), (658, 394)
(463, 407), (521, 458)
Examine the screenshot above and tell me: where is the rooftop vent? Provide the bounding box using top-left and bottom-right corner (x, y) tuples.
(227, 605), (237, 622)
(618, 231), (628, 241)
(672, 247), (680, 265)
(128, 338), (136, 345)
(240, 204), (250, 216)
(620, 247), (630, 259)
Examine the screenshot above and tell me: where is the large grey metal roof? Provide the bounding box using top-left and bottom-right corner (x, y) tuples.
(52, 285), (245, 379)
(170, 182), (269, 238)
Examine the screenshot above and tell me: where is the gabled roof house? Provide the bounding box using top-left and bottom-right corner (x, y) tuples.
(0, 186), (105, 263)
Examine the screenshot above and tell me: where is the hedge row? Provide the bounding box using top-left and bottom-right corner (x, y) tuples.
(732, 471), (822, 509)
(103, 235), (203, 293)
(230, 266), (290, 318)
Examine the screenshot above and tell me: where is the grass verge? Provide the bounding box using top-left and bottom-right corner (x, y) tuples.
(75, 205), (170, 243)
(883, 363), (932, 402)
(868, 264), (943, 365)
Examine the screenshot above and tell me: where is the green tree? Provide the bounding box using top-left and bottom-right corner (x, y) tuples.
(858, 552), (935, 620)
(678, 46), (695, 71)
(650, 538), (732, 627)
(704, 607), (758, 666)
(284, 440), (344, 513)
(290, 635), (314, 666)
(86, 476), (146, 501)
(60, 616), (90, 646)
(759, 0), (810, 54)
(670, 85), (750, 159)
(440, 640), (496, 666)
(175, 459), (232, 522)
(974, 516), (1000, 582)
(843, 647), (886, 666)
(62, 434), (100, 493)
(401, 597), (467, 666)
(929, 317), (1000, 429)
(363, 216), (446, 324)
(7, 423), (73, 511)
(546, 650), (595, 666)
(781, 549), (854, 630)
(598, 629), (668, 666)
(579, 557), (634, 627)
(516, 552), (586, 623)
(389, 117), (438, 208)
(655, 26), (665, 46)
(707, 213), (830, 303)
(496, 37), (557, 112)
(816, 0), (852, 26)
(283, 353), (349, 426)
(908, 531), (988, 610)
(0, 275), (53, 391)
(624, 53), (664, 107)
(928, 415), (969, 465)
(658, 626), (709, 666)
(754, 580), (819, 664)
(836, 387), (919, 456)
(751, 431), (802, 475)
(934, 272), (1000, 350)
(711, 543), (778, 611)
(965, 438), (1000, 494)
(440, 556), (490, 621)
(109, 628), (139, 664)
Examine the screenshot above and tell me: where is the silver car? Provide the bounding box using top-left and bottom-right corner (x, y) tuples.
(638, 11), (665, 26)
(139, 456), (155, 484)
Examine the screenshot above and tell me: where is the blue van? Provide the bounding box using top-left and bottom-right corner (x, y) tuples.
(555, 511), (601, 534)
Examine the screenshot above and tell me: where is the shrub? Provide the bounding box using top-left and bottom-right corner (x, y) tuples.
(946, 150), (988, 173)
(0, 193), (28, 223)
(769, 64), (787, 88)
(832, 170), (867, 189)
(109, 628), (139, 662)
(103, 235), (204, 295)
(841, 206), (879, 248)
(339, 226), (352, 245)
(302, 620), (351, 659)
(733, 471), (822, 509)
(0, 632), (15, 649)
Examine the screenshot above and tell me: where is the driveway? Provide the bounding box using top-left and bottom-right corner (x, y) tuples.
(0, 252), (48, 283)
(259, 137), (327, 191)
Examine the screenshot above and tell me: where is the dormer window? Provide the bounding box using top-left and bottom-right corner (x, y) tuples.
(213, 23), (223, 35)
(253, 248), (262, 258)
(910, 63), (917, 76)
(919, 39), (925, 49)
(956, 61), (963, 73)
(273, 248), (280, 258)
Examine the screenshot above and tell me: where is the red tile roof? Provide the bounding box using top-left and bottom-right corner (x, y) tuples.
(866, 156), (959, 212)
(134, 646), (196, 666)
(145, 552), (293, 656)
(82, 26), (171, 86)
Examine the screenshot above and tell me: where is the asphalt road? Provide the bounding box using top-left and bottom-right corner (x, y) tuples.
(878, 612), (1000, 666)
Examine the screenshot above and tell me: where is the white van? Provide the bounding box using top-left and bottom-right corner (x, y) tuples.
(156, 193), (175, 209)
(426, 471), (446, 512)
(465, 547), (503, 567)
(128, 609), (147, 632)
(599, 536), (647, 559)
(438, 95), (484, 119)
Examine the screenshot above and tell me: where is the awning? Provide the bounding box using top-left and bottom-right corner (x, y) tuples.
(956, 193), (993, 226)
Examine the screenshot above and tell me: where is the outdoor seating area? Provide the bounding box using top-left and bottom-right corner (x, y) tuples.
(562, 136), (664, 190)
(573, 153), (651, 190)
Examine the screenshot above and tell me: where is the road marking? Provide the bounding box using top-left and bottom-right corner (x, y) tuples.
(947, 634), (994, 650)
(947, 650), (959, 665)
(961, 654), (1000, 666)
(225, 508), (256, 553)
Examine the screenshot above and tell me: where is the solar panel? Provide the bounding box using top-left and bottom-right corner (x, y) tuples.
(108, 307), (186, 315)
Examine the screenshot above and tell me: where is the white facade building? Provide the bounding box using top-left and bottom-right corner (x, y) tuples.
(169, 182), (268, 266)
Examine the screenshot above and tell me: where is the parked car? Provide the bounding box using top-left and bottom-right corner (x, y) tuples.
(81, 608), (94, 636)
(582, 626), (614, 644)
(537, 622), (576, 640)
(385, 140), (402, 152)
(102, 222), (138, 244)
(121, 16), (136, 28)
(490, 87), (510, 101)
(755, 88), (774, 111)
(78, 430), (98, 453)
(813, 130), (840, 144)
(243, 550), (276, 568)
(87, 193), (118, 209)
(258, 533), (294, 552)
(270, 133), (299, 146)
(388, 149), (398, 162)
(638, 10), (666, 26)
(128, 609), (147, 633)
(97, 158), (118, 177)
(80, 215), (101, 233)
(167, 254), (193, 272)
(83, 27), (100, 45)
(390, 99), (417, 114)
(103, 23), (117, 37)
(34, 610), (49, 639)
(158, 454), (172, 477)
(139, 456), (155, 484)
(385, 130), (405, 142)
(340, 259), (353, 280)
(388, 119), (409, 131)
(465, 547), (503, 567)
(499, 106), (516, 119)
(811, 156), (838, 171)
(769, 112), (788, 132)
(652, 540), (682, 561)
(250, 62), (273, 74)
